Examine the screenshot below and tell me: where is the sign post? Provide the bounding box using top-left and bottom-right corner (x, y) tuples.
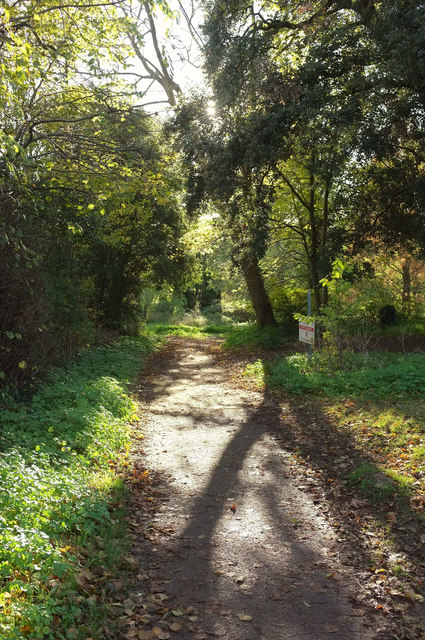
(299, 290), (314, 361)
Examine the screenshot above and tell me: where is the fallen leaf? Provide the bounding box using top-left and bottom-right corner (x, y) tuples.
(186, 606), (198, 614)
(324, 625), (339, 633)
(237, 614), (252, 621)
(149, 593), (169, 603)
(171, 607), (185, 617)
(167, 622), (182, 632)
(137, 573), (149, 581)
(152, 627), (170, 639)
(410, 593), (425, 602)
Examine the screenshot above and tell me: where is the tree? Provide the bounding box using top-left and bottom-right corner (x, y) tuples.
(196, 0), (425, 324)
(173, 95), (277, 326)
(0, 0), (190, 387)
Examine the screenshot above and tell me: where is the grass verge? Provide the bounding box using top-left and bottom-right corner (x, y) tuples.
(0, 335), (158, 640)
(243, 350), (425, 504)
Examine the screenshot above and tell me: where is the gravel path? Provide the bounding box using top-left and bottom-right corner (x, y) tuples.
(129, 338), (393, 640)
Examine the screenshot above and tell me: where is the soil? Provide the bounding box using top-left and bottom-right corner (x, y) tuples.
(124, 338), (424, 640)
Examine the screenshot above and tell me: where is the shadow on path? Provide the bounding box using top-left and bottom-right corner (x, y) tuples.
(136, 339), (418, 640)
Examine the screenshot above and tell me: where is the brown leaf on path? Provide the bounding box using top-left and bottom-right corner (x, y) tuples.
(237, 614), (252, 621)
(137, 572), (149, 581)
(167, 621), (182, 632)
(151, 630), (170, 640)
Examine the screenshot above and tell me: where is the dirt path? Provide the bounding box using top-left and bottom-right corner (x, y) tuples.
(127, 338), (396, 640)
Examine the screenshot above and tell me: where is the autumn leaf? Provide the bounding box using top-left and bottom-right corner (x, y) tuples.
(237, 614), (252, 621)
(152, 627), (170, 640)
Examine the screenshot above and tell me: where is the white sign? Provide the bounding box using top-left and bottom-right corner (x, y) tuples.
(299, 321), (315, 345)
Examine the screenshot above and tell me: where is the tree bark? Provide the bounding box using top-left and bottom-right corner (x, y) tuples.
(241, 255), (276, 327)
(402, 259), (411, 311)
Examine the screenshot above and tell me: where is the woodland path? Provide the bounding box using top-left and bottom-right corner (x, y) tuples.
(126, 338), (397, 640)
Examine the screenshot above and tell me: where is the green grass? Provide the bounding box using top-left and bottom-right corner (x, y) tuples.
(146, 322), (297, 348)
(347, 463), (414, 504)
(243, 348), (425, 503)
(146, 322), (234, 339)
(246, 351), (425, 397)
(223, 323), (296, 351)
(0, 335), (157, 640)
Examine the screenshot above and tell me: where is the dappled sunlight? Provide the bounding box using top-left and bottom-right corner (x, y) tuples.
(137, 338), (395, 638)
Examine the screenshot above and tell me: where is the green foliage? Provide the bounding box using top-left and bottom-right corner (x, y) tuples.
(348, 464), (414, 505)
(0, 0), (191, 387)
(246, 351), (425, 398)
(0, 335), (156, 639)
(224, 323), (295, 351)
(267, 286), (307, 324)
(379, 316), (425, 339)
(147, 323), (232, 339)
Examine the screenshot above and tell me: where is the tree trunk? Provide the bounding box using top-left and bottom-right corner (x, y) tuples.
(402, 259), (411, 311)
(241, 255), (276, 328)
(308, 165), (322, 311)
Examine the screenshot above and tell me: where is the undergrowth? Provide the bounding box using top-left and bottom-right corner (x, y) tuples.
(0, 335), (157, 640)
(223, 323), (295, 351)
(246, 351), (425, 397)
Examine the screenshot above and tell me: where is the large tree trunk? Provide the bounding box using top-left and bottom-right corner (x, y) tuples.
(241, 255), (276, 328)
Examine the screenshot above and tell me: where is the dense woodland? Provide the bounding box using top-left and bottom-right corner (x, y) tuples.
(2, 0), (425, 386)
